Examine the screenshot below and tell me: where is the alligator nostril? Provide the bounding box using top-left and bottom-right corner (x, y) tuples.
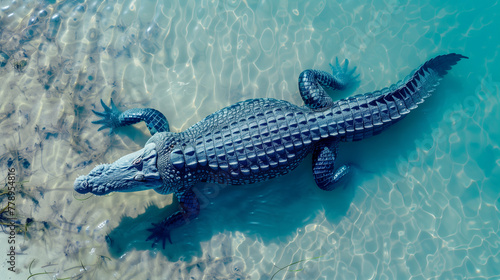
(74, 177), (90, 194)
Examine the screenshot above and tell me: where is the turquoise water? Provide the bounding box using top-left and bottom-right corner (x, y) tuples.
(0, 0), (499, 279)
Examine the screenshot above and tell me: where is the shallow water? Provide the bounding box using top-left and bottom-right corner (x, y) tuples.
(0, 0), (499, 279)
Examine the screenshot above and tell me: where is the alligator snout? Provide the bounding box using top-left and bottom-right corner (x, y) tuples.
(74, 176), (90, 194)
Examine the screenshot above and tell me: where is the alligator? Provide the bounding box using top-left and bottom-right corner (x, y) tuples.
(74, 53), (467, 248)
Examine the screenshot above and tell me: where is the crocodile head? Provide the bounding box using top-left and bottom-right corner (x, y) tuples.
(74, 143), (162, 195)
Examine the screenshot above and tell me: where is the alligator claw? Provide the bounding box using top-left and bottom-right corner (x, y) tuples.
(91, 99), (122, 134)
(146, 222), (172, 249)
(329, 57), (359, 90)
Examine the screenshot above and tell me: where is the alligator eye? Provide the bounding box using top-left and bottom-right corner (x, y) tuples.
(133, 158), (142, 165)
(134, 174), (145, 181)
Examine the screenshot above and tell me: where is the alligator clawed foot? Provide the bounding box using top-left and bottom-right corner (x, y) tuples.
(146, 222), (172, 249)
(329, 57), (359, 90)
(91, 99), (122, 134)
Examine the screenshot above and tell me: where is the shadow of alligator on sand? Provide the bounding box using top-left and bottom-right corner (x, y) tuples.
(105, 159), (356, 261)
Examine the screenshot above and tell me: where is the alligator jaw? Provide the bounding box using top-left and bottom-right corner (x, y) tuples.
(73, 143), (162, 196)
(74, 163), (113, 195)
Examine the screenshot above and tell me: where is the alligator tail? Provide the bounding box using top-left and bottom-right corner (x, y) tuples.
(381, 53), (467, 116)
(353, 53), (468, 139)
(388, 53), (466, 106)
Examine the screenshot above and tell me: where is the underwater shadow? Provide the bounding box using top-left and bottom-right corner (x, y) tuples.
(106, 158), (356, 261)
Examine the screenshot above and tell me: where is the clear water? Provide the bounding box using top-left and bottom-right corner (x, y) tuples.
(0, 0), (499, 279)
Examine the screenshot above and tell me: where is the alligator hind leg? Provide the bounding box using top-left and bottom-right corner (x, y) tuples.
(92, 99), (170, 135)
(299, 57), (358, 110)
(329, 57), (359, 90)
(312, 140), (350, 191)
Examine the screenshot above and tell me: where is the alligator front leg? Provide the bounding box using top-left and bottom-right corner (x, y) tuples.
(146, 188), (200, 248)
(312, 140), (350, 191)
(299, 58), (358, 110)
(92, 99), (170, 135)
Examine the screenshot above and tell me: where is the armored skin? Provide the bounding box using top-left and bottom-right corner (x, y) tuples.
(74, 54), (467, 248)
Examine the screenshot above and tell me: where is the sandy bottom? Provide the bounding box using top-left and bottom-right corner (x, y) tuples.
(0, 0), (499, 279)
